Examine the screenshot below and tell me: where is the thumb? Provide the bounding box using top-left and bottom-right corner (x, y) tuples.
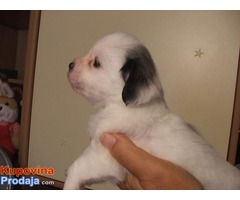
(100, 133), (160, 179)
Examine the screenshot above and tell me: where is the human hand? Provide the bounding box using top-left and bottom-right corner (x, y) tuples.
(100, 132), (203, 190)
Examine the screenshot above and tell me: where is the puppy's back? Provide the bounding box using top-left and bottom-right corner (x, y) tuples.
(147, 113), (240, 189)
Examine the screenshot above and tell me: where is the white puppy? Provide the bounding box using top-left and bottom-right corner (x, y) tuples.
(65, 32), (240, 189)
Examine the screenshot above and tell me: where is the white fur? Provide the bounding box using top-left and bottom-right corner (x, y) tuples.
(0, 103), (18, 122)
(65, 32), (240, 189)
(0, 82), (14, 98)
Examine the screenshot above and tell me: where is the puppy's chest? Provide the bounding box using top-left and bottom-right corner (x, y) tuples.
(88, 109), (152, 138)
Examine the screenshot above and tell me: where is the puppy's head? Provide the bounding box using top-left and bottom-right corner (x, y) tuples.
(68, 32), (164, 107)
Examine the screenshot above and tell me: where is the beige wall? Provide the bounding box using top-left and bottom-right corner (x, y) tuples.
(28, 11), (240, 187)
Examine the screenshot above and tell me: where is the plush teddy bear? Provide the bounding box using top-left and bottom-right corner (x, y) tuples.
(0, 74), (20, 159)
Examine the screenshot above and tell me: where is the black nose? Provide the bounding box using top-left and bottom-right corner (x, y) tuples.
(68, 62), (75, 70)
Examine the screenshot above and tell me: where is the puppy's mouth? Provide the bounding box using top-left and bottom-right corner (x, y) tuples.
(71, 82), (84, 92)
(68, 60), (87, 96)
(68, 74), (84, 92)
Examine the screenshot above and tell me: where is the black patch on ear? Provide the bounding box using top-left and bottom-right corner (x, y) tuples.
(120, 45), (158, 105)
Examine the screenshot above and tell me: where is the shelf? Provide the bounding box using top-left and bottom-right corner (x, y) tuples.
(9, 78), (23, 85)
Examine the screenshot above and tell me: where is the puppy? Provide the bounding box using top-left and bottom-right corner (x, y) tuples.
(65, 32), (240, 189)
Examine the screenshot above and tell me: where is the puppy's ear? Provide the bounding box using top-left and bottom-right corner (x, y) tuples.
(120, 45), (163, 106)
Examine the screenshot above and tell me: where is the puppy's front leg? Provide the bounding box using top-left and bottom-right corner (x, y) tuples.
(63, 140), (124, 189)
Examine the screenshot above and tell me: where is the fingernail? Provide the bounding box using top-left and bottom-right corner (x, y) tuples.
(100, 133), (116, 150)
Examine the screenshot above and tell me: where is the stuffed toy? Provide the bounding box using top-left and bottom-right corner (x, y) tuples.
(0, 74), (20, 159)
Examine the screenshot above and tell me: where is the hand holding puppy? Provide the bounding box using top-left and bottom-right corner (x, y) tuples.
(101, 133), (203, 190)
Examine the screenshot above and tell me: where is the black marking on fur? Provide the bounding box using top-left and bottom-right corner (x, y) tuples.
(79, 176), (119, 189)
(120, 45), (158, 105)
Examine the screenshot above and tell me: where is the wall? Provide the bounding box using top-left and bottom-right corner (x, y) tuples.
(28, 11), (240, 188)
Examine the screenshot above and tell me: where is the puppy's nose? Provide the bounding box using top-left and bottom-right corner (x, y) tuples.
(68, 62), (75, 71)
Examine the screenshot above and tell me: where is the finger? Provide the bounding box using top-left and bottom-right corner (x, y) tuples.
(117, 181), (128, 190)
(117, 174), (143, 190)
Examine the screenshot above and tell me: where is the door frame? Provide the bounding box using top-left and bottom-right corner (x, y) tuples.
(18, 11), (64, 188)
(19, 10), (41, 168)
(228, 49), (240, 164)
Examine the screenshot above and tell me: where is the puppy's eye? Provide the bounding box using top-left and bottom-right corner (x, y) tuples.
(5, 102), (9, 106)
(93, 57), (101, 68)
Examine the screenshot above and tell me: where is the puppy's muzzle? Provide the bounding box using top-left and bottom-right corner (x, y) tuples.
(68, 62), (75, 71)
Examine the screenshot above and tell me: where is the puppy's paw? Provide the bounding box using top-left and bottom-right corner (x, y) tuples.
(64, 163), (82, 190)
(63, 182), (80, 190)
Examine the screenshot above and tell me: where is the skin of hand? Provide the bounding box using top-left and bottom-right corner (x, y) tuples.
(100, 132), (203, 190)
